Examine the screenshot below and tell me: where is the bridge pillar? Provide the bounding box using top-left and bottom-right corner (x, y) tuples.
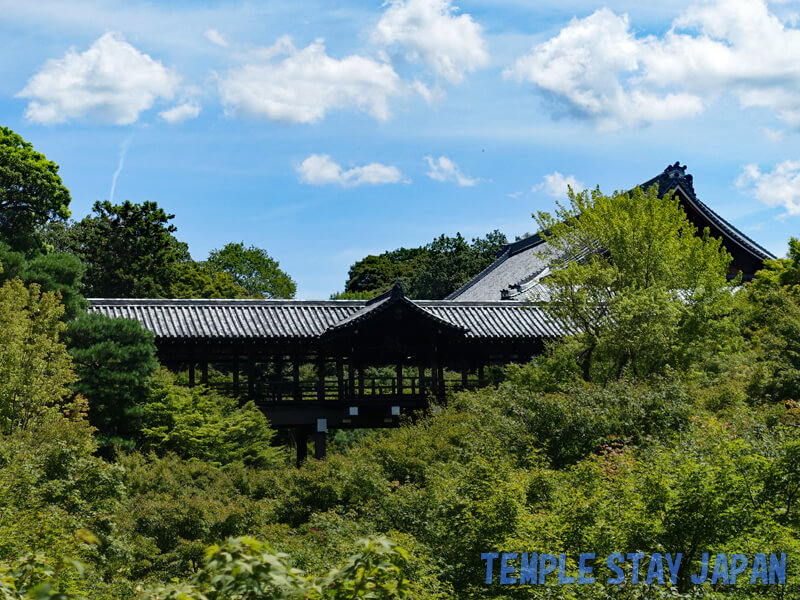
(314, 432), (326, 460)
(295, 429), (308, 467)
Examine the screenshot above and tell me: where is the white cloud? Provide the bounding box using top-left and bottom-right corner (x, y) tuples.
(204, 28), (229, 47)
(533, 171), (585, 198)
(372, 0), (489, 83)
(159, 101), (201, 124)
(424, 155), (479, 186)
(219, 36), (402, 123)
(506, 0), (800, 129)
(736, 160), (800, 216)
(297, 154), (409, 187)
(763, 127), (786, 143)
(18, 32), (180, 125)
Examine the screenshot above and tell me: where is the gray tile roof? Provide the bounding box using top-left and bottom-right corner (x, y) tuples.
(448, 163), (775, 302)
(88, 297), (573, 341)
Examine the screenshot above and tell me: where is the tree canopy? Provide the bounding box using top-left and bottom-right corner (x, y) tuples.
(70, 200), (187, 298)
(0, 127), (71, 252)
(206, 242), (296, 299)
(536, 184), (736, 381)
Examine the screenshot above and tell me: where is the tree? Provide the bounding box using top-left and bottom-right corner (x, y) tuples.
(0, 127), (71, 252)
(535, 185), (736, 382)
(408, 230), (507, 299)
(344, 248), (427, 297)
(65, 312), (158, 451)
(71, 200), (187, 298)
(206, 242), (296, 298)
(140, 369), (284, 468)
(169, 261), (251, 299)
(0, 276), (75, 434)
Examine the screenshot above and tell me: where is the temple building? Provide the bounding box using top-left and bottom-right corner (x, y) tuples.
(89, 162), (775, 463)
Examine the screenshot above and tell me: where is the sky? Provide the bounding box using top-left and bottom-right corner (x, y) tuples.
(1, 0), (800, 298)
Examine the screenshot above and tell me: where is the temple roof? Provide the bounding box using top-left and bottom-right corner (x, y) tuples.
(88, 296), (574, 341)
(447, 163), (776, 302)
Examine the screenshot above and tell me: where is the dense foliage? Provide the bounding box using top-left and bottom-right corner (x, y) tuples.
(206, 242), (296, 299)
(341, 230), (507, 299)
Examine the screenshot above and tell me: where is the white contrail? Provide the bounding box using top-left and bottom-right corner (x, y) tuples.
(109, 135), (133, 202)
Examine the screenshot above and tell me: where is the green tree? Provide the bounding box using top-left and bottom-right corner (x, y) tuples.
(71, 200), (187, 298)
(0, 277), (75, 434)
(535, 185), (736, 382)
(140, 369), (284, 468)
(344, 248), (427, 297)
(0, 127), (71, 252)
(408, 230), (507, 299)
(169, 261), (251, 299)
(206, 242), (296, 298)
(65, 312), (158, 452)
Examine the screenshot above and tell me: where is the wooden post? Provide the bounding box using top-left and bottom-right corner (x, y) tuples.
(396, 363), (403, 395)
(233, 355), (239, 397)
(336, 357), (344, 401)
(418, 365), (424, 395)
(275, 355), (284, 401)
(478, 364), (485, 386)
(201, 361), (209, 385)
(358, 365), (364, 398)
(461, 362), (469, 389)
(431, 357), (439, 400)
(293, 357), (301, 401)
(189, 362), (195, 387)
(314, 432), (327, 460)
(348, 357), (355, 398)
(317, 355), (325, 401)
(437, 364), (445, 402)
(248, 357), (255, 398)
(295, 429), (308, 467)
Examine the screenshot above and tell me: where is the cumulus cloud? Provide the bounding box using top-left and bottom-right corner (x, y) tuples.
(159, 101), (201, 124)
(424, 155), (479, 186)
(736, 160), (800, 216)
(506, 0), (800, 129)
(220, 36), (402, 123)
(533, 171), (585, 198)
(204, 28), (228, 47)
(373, 0), (489, 83)
(297, 154), (409, 187)
(18, 32), (180, 125)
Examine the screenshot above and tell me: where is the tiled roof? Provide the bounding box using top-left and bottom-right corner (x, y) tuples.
(88, 297), (573, 341)
(448, 162), (775, 302)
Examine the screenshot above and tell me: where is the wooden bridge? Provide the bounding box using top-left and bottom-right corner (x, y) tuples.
(89, 284), (571, 463)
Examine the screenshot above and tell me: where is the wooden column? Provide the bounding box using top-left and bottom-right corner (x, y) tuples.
(248, 357), (255, 398)
(275, 355), (284, 401)
(437, 364), (445, 402)
(418, 365), (424, 395)
(189, 363), (195, 387)
(293, 357), (301, 401)
(317, 355), (325, 401)
(478, 364), (485, 386)
(336, 357), (344, 401)
(295, 429), (308, 467)
(347, 357), (355, 398)
(461, 361), (469, 389)
(233, 355), (239, 397)
(396, 363), (403, 395)
(314, 432), (327, 460)
(201, 361), (209, 385)
(358, 365), (365, 398)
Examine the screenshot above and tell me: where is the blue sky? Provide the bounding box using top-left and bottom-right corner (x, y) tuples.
(1, 0), (799, 298)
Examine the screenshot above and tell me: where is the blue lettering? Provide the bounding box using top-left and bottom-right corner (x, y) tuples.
(539, 554), (557, 584)
(481, 552), (499, 584)
(520, 553), (538, 585)
(578, 553), (595, 584)
(729, 554), (748, 584)
(500, 553), (518, 585)
(627, 553), (645, 584)
(751, 554), (768, 584)
(607, 553), (625, 585)
(691, 553), (709, 584)
(769, 553), (787, 585)
(710, 554), (729, 585)
(558, 553), (575, 584)
(646, 554), (664, 585)
(665, 553), (682, 585)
